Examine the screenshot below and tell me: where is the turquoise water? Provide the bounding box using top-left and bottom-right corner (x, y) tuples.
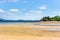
(0, 22), (32, 24)
(0, 22), (20, 24)
(0, 22), (34, 25)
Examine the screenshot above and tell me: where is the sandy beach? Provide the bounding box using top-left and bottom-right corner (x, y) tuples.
(0, 35), (60, 40)
(0, 22), (60, 40)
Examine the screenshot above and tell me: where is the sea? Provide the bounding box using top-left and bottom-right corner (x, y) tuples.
(0, 22), (36, 25)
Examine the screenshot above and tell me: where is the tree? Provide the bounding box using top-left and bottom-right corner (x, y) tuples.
(54, 15), (60, 21)
(41, 16), (50, 21)
(40, 15), (60, 21)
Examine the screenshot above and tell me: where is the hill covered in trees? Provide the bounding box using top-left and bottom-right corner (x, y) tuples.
(0, 18), (40, 22)
(41, 15), (60, 21)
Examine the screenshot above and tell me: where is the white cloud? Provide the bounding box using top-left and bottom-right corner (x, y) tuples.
(39, 5), (47, 10)
(0, 0), (19, 3)
(0, 8), (20, 20)
(45, 10), (60, 17)
(5, 12), (20, 20)
(23, 1), (28, 3)
(24, 10), (42, 17)
(0, 9), (5, 12)
(9, 9), (19, 12)
(30, 10), (42, 14)
(8, 0), (19, 2)
(22, 13), (42, 20)
(0, 8), (43, 20)
(21, 10), (43, 20)
(52, 11), (60, 16)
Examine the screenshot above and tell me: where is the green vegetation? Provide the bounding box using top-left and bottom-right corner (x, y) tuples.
(41, 15), (60, 21)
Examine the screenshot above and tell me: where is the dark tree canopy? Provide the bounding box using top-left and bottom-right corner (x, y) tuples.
(40, 15), (60, 21)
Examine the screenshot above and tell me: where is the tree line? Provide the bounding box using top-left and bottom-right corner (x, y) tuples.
(41, 15), (60, 21)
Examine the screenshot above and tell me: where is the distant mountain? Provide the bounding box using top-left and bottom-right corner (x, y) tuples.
(0, 18), (5, 20)
(0, 18), (40, 22)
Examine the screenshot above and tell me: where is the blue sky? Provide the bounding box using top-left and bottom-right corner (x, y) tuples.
(0, 0), (60, 20)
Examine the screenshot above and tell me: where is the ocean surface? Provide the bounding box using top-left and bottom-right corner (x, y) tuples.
(0, 22), (60, 26)
(0, 22), (35, 25)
